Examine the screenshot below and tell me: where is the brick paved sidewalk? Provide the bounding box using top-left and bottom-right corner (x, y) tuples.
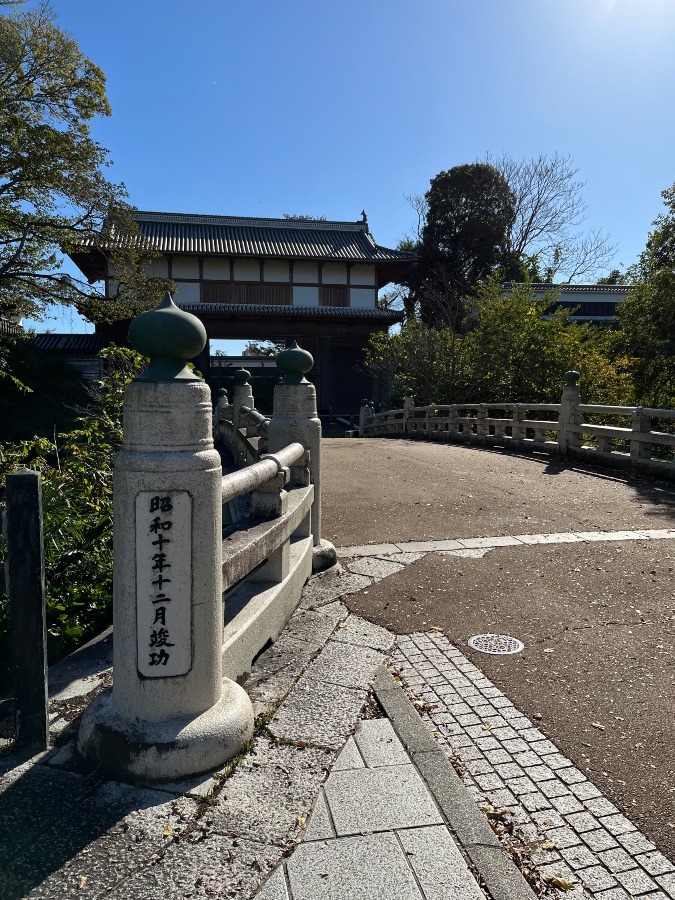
(392, 633), (675, 900)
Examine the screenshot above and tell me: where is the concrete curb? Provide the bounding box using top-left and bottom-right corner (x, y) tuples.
(373, 665), (538, 900)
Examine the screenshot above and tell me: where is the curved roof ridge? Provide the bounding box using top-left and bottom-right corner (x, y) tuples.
(134, 211), (369, 232)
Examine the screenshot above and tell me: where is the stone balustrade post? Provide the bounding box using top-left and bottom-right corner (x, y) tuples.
(78, 294), (253, 783)
(630, 408), (652, 459)
(232, 369), (254, 465)
(359, 398), (371, 435)
(511, 403), (525, 443)
(403, 389), (415, 435)
(557, 370), (583, 453)
(448, 405), (459, 436)
(477, 403), (488, 438)
(214, 387), (230, 428)
(267, 340), (337, 572)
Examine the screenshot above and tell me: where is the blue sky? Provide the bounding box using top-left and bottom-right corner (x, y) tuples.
(24, 0), (675, 347)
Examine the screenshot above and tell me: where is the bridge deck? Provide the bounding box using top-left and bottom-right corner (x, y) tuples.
(322, 437), (675, 862)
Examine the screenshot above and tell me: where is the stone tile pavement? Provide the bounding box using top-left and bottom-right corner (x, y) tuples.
(2, 528), (674, 899)
(256, 719), (486, 900)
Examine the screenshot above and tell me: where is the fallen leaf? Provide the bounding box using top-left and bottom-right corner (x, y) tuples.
(485, 806), (511, 820)
(429, 626), (444, 633)
(77, 876), (88, 890)
(548, 875), (573, 891)
(163, 825), (173, 837)
(297, 816), (307, 827)
(541, 840), (556, 850)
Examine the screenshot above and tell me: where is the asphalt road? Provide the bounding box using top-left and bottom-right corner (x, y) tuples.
(321, 437), (675, 860)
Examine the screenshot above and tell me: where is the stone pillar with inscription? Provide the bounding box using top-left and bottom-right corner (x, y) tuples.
(78, 294), (253, 783)
(269, 340), (337, 572)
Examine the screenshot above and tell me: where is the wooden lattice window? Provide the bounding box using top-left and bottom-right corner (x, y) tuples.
(320, 286), (349, 307)
(201, 282), (291, 305)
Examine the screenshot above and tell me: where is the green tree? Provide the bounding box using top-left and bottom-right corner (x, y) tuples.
(364, 321), (472, 406)
(404, 164), (516, 328)
(366, 281), (632, 408)
(465, 280), (632, 403)
(0, 3), (170, 331)
(617, 184), (675, 408)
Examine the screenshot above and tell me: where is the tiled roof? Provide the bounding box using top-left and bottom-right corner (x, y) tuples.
(31, 334), (106, 354)
(179, 303), (403, 321)
(117, 212), (417, 264)
(507, 282), (632, 294)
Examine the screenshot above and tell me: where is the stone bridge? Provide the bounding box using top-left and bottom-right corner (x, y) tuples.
(321, 435), (675, 861)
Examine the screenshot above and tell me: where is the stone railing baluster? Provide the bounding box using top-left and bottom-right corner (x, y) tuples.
(477, 404), (488, 438)
(78, 293), (253, 783)
(268, 340), (337, 572)
(511, 403), (525, 443)
(630, 408), (652, 459)
(232, 368), (254, 467)
(557, 370), (582, 452)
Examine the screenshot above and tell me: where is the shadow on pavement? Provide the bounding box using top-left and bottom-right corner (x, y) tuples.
(0, 756), (173, 898)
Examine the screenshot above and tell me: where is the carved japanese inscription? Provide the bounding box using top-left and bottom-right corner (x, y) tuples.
(135, 491), (192, 677)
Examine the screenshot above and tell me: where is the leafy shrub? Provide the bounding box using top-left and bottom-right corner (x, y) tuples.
(0, 346), (145, 694)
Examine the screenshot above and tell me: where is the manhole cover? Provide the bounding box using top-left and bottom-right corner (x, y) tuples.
(467, 633), (524, 654)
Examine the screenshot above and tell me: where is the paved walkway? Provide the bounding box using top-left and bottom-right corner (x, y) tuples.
(257, 717), (487, 900)
(2, 438), (674, 898)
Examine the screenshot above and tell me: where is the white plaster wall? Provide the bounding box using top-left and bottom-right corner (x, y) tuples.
(322, 263), (347, 284)
(142, 258), (169, 278)
(203, 257), (230, 280)
(293, 262), (318, 284)
(172, 257), (200, 279)
(173, 282), (201, 303)
(293, 286), (319, 306)
(350, 265), (375, 286)
(350, 287), (376, 308)
(263, 261), (290, 282)
(233, 260), (260, 281)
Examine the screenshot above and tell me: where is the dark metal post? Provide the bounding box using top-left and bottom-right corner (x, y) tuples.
(6, 468), (48, 752)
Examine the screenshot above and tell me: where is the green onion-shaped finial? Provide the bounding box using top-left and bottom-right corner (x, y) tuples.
(233, 368), (251, 386)
(275, 340), (313, 385)
(564, 370), (580, 387)
(128, 293), (206, 382)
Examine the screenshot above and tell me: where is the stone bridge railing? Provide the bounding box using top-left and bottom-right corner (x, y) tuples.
(360, 373), (675, 481)
(77, 297), (335, 784)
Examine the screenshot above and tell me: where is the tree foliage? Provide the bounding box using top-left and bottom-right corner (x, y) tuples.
(618, 184), (675, 408)
(0, 332), (91, 442)
(0, 3), (170, 326)
(404, 164), (515, 327)
(365, 281), (632, 407)
(0, 345), (145, 692)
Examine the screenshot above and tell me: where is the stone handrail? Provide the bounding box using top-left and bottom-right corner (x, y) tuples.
(239, 405), (270, 435)
(221, 442), (306, 503)
(360, 376), (675, 481)
(78, 300), (334, 785)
